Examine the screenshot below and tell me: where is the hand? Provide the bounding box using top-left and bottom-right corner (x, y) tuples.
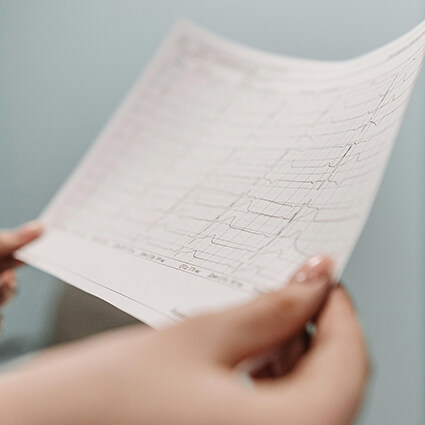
(0, 221), (43, 310)
(0, 256), (369, 425)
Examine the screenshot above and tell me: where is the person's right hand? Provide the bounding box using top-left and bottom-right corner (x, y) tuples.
(0, 256), (369, 425)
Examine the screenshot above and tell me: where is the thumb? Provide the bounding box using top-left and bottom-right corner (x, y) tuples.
(0, 221), (43, 257)
(213, 256), (334, 366)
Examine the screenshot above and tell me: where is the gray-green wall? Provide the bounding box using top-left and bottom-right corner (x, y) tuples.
(1, 1), (424, 424)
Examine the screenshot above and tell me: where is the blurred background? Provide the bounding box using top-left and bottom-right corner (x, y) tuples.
(0, 1), (424, 424)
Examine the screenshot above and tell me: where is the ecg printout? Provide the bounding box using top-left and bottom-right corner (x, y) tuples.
(18, 20), (425, 327)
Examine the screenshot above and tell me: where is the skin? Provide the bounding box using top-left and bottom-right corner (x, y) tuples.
(0, 222), (370, 425)
(0, 221), (44, 325)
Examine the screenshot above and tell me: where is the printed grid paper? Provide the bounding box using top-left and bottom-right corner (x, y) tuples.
(18, 20), (425, 327)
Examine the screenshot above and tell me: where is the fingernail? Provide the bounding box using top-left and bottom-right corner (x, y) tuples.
(1, 270), (13, 284)
(293, 255), (334, 284)
(17, 221), (43, 238)
(1, 271), (17, 291)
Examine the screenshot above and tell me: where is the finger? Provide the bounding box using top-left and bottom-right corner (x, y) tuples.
(252, 331), (309, 379)
(0, 221), (43, 257)
(270, 330), (310, 377)
(0, 270), (17, 306)
(0, 257), (23, 273)
(269, 287), (370, 425)
(212, 256), (335, 366)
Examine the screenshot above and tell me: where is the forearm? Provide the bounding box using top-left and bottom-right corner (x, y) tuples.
(0, 344), (108, 425)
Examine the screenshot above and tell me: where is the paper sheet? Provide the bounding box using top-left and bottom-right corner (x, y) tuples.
(18, 20), (425, 327)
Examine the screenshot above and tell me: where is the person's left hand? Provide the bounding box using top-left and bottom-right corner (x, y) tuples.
(0, 221), (43, 311)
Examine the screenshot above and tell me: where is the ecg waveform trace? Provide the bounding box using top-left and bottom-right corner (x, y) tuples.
(18, 20), (425, 325)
